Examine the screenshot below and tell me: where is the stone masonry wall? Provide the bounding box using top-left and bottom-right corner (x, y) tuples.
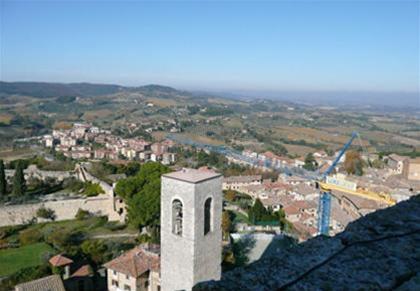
(0, 194), (116, 227)
(195, 195), (420, 291)
(1, 164), (121, 227)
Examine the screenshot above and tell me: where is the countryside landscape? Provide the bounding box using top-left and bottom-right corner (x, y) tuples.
(1, 0), (419, 290)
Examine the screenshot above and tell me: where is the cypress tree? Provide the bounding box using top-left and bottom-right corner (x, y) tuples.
(0, 159), (6, 196)
(12, 160), (26, 196)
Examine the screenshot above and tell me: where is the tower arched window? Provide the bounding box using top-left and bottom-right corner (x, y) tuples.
(204, 198), (212, 235)
(172, 199), (183, 236)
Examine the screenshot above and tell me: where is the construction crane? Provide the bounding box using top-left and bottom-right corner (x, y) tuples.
(316, 131), (397, 235)
(317, 131), (359, 235)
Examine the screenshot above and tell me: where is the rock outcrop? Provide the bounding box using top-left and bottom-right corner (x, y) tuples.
(195, 195), (420, 290)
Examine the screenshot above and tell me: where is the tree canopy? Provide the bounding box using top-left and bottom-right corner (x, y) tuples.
(12, 160), (26, 196)
(115, 162), (170, 229)
(303, 153), (317, 171)
(344, 150), (364, 176)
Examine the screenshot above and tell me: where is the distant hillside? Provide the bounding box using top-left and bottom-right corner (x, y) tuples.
(0, 81), (126, 98)
(130, 84), (192, 99)
(0, 81), (188, 99)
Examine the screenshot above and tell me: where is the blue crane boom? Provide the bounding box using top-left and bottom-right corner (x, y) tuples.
(317, 131), (359, 235)
(321, 131), (359, 180)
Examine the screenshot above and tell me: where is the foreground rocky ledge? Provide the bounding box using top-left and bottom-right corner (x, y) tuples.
(195, 195), (420, 291)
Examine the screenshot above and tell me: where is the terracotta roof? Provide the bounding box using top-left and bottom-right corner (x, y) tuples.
(292, 200), (317, 210)
(104, 244), (160, 278)
(284, 205), (301, 216)
(71, 264), (93, 278)
(263, 182), (290, 191)
(15, 275), (65, 291)
(49, 254), (73, 267)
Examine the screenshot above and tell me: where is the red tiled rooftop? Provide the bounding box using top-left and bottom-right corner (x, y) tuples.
(104, 244), (160, 278)
(49, 254), (73, 267)
(284, 205), (301, 215)
(71, 265), (93, 278)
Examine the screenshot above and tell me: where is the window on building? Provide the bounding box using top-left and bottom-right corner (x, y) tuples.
(124, 284), (131, 291)
(204, 197), (212, 235)
(112, 280), (119, 287)
(172, 199), (183, 236)
(126, 274), (130, 280)
(157, 286), (161, 291)
(145, 280), (149, 288)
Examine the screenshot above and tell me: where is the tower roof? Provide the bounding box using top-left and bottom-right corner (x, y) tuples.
(163, 168), (221, 184)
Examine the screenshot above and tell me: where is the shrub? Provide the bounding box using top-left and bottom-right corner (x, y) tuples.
(46, 229), (83, 252)
(75, 209), (91, 220)
(0, 264), (51, 291)
(36, 207), (56, 221)
(0, 225), (26, 240)
(136, 233), (152, 243)
(63, 178), (85, 193)
(19, 228), (44, 245)
(103, 222), (126, 231)
(81, 240), (107, 264)
(83, 182), (104, 197)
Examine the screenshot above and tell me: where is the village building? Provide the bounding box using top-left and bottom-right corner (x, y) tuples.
(387, 154), (408, 174)
(15, 254), (95, 291)
(104, 244), (161, 291)
(403, 158), (420, 181)
(44, 135), (54, 147)
(15, 275), (66, 291)
(223, 175), (262, 191)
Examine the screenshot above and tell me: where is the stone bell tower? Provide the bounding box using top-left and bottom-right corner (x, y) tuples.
(161, 168), (222, 291)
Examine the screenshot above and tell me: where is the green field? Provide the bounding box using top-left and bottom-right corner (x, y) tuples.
(0, 243), (53, 277)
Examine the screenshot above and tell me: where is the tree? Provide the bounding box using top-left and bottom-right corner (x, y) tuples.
(81, 240), (107, 264)
(221, 211), (232, 240)
(46, 229), (82, 253)
(248, 198), (267, 223)
(12, 160), (26, 196)
(303, 153), (317, 171)
(344, 150), (364, 176)
(0, 159), (6, 196)
(276, 208), (287, 231)
(224, 190), (236, 202)
(75, 209), (91, 220)
(115, 162), (170, 229)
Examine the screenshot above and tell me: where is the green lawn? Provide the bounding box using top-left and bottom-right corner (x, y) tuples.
(0, 243), (53, 277)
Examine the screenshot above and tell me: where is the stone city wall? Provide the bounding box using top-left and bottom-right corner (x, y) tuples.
(1, 163), (122, 227)
(5, 165), (73, 182)
(0, 194), (116, 227)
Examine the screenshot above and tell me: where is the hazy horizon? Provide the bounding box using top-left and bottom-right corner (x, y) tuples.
(1, 1), (419, 96)
(1, 79), (418, 108)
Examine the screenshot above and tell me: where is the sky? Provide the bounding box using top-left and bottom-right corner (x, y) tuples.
(0, 0), (419, 95)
